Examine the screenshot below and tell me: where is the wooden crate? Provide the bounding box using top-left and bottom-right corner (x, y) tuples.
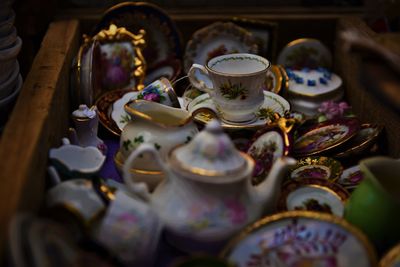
(0, 15), (398, 258)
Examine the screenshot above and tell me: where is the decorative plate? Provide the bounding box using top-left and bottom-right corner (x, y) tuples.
(277, 38), (332, 69)
(111, 78), (180, 132)
(338, 165), (364, 191)
(94, 2), (182, 69)
(278, 178), (349, 217)
(96, 89), (132, 136)
(290, 156), (343, 181)
(187, 91), (290, 130)
(144, 57), (182, 85)
(221, 211), (377, 267)
(294, 118), (360, 157)
(380, 242), (400, 267)
(247, 117), (295, 185)
(264, 65), (283, 94)
(333, 124), (383, 159)
(184, 21), (258, 73)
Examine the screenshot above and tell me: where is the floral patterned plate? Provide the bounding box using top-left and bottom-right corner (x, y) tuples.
(187, 91), (290, 130)
(247, 117), (295, 185)
(290, 156), (343, 181)
(278, 178), (349, 217)
(184, 21), (258, 74)
(144, 57), (182, 85)
(111, 78), (180, 132)
(221, 211), (377, 267)
(277, 38), (332, 69)
(380, 242), (400, 267)
(338, 165), (364, 191)
(294, 118), (360, 157)
(96, 89), (132, 136)
(333, 124), (383, 159)
(94, 2), (182, 69)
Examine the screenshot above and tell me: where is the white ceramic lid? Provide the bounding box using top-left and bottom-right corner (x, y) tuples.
(169, 120), (254, 183)
(72, 104), (96, 119)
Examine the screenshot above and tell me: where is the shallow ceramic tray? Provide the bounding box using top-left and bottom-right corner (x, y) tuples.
(278, 178), (349, 217)
(187, 91), (290, 130)
(96, 88), (132, 136)
(333, 123), (383, 159)
(184, 21), (258, 74)
(221, 211), (376, 267)
(290, 156), (343, 181)
(277, 38), (332, 69)
(294, 118), (360, 156)
(338, 165), (364, 191)
(95, 2), (182, 69)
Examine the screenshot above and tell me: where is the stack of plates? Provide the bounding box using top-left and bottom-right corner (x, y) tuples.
(0, 0), (23, 127)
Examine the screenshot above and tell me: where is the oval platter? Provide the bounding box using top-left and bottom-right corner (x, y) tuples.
(221, 211), (377, 267)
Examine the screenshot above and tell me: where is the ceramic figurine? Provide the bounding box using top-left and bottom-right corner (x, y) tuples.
(71, 104), (107, 155)
(122, 120), (297, 252)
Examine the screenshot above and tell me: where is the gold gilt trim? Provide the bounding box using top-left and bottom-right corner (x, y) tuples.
(220, 210), (377, 265)
(85, 24), (147, 91)
(380, 242), (400, 267)
(114, 151), (163, 176)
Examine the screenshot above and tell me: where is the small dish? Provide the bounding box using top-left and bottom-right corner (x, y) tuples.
(221, 211), (377, 267)
(380, 242), (400, 267)
(187, 91), (290, 130)
(111, 78), (180, 132)
(333, 123), (383, 159)
(95, 2), (182, 69)
(264, 65), (283, 94)
(277, 38), (332, 69)
(0, 74), (22, 126)
(278, 178), (349, 217)
(49, 138), (106, 179)
(0, 59), (19, 99)
(294, 118), (360, 156)
(0, 25), (16, 50)
(184, 21), (258, 74)
(96, 88), (132, 136)
(290, 156), (343, 181)
(338, 165), (364, 190)
(247, 117), (295, 184)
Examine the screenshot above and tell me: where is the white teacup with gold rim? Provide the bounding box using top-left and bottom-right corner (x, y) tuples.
(188, 53), (270, 124)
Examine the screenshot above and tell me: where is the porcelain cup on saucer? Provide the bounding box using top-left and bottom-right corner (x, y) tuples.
(188, 53), (270, 124)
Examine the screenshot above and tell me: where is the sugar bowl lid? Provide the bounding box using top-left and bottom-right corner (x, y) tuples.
(169, 120), (254, 183)
(72, 104), (96, 119)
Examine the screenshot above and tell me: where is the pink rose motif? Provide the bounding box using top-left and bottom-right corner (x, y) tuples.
(318, 101), (351, 120)
(143, 93), (160, 102)
(224, 199), (247, 225)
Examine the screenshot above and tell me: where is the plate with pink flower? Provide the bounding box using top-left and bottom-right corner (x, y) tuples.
(111, 78), (180, 132)
(294, 118), (360, 157)
(338, 165), (364, 191)
(290, 156), (343, 181)
(221, 211), (377, 267)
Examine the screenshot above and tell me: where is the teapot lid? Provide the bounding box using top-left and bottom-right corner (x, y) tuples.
(169, 120), (254, 183)
(72, 104), (96, 119)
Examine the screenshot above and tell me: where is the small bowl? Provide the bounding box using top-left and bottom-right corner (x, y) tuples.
(0, 26), (16, 50)
(49, 138), (106, 179)
(0, 74), (21, 126)
(114, 150), (164, 191)
(0, 37), (21, 80)
(0, 10), (15, 37)
(0, 60), (18, 98)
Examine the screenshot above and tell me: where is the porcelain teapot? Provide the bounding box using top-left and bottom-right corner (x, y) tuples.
(123, 120), (296, 251)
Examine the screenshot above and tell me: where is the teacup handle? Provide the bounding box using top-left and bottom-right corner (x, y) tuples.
(122, 143), (170, 201)
(188, 64), (213, 94)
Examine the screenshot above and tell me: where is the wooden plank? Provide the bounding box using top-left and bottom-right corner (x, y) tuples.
(0, 20), (79, 256)
(335, 17), (400, 157)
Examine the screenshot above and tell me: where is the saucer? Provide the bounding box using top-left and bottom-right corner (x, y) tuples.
(278, 178), (349, 217)
(290, 156), (343, 181)
(338, 165), (364, 191)
(187, 91), (290, 130)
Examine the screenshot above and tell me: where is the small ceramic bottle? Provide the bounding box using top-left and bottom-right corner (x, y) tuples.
(72, 104), (107, 155)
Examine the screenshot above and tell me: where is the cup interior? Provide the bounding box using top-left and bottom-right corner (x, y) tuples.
(207, 53), (269, 75)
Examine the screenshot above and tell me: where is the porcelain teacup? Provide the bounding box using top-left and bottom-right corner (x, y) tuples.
(188, 53), (270, 124)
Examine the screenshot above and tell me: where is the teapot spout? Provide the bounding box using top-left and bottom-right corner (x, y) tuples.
(250, 157), (297, 214)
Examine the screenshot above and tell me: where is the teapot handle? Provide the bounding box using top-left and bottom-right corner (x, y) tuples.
(123, 143), (170, 201)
